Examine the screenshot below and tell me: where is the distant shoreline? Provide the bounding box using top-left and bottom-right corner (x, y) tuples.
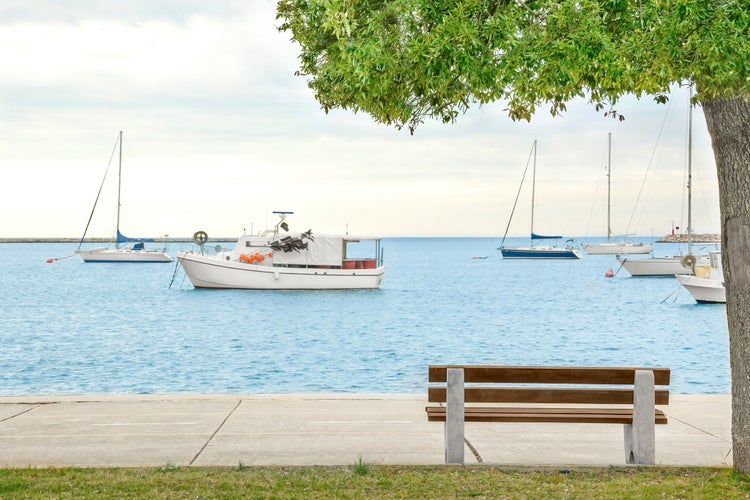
(656, 233), (721, 243)
(0, 234), (721, 243)
(0, 237), (236, 243)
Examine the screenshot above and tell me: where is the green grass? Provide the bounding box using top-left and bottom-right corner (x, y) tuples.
(351, 455), (371, 475)
(0, 465), (749, 499)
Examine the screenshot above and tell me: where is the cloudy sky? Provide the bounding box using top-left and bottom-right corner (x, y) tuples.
(0, 1), (721, 239)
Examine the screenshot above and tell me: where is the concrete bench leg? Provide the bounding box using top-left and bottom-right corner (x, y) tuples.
(445, 367), (465, 464)
(624, 369), (655, 464)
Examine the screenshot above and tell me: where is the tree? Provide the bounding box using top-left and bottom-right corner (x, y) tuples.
(277, 0), (750, 469)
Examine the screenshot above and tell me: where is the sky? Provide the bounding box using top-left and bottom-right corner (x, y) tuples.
(0, 1), (721, 239)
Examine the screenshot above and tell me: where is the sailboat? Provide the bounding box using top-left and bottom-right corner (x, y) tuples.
(583, 133), (653, 255)
(75, 131), (172, 263)
(617, 86), (706, 277)
(499, 140), (582, 259)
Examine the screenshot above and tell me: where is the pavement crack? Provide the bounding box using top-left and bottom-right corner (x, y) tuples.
(0, 405), (40, 423)
(189, 399), (242, 465)
(465, 437), (483, 463)
(668, 415), (729, 441)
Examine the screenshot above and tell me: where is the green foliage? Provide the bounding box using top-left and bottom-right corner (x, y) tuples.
(276, 0), (750, 132)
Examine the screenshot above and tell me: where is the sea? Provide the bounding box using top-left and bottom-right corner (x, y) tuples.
(0, 237), (728, 396)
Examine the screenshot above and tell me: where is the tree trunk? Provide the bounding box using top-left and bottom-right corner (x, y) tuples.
(702, 97), (750, 472)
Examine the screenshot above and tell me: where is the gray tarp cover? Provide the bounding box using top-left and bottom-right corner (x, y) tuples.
(272, 234), (343, 266)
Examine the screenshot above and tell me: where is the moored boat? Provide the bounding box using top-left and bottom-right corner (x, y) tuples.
(500, 237), (582, 259)
(75, 131), (172, 263)
(583, 133), (653, 255)
(616, 254), (704, 277)
(675, 250), (725, 304)
(77, 236), (172, 263)
(498, 140), (582, 260)
(177, 213), (384, 290)
(584, 241), (652, 255)
(616, 86), (711, 276)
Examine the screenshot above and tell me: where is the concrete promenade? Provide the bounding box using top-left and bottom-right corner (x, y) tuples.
(0, 394), (731, 468)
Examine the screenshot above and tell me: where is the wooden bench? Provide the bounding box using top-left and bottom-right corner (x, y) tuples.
(426, 365), (670, 465)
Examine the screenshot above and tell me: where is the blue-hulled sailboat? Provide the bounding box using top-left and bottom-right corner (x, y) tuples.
(498, 140), (582, 259)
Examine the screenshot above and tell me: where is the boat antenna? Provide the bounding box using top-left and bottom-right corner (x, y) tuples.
(607, 132), (612, 242)
(272, 211), (294, 235)
(77, 133), (120, 250)
(500, 141), (535, 248)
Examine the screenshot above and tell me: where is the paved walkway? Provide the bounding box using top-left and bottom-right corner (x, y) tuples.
(0, 394), (731, 468)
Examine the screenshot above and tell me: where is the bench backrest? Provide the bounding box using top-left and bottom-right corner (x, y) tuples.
(428, 365), (670, 405)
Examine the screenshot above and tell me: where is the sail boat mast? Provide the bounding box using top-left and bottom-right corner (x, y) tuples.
(530, 139), (537, 242)
(116, 130), (123, 249)
(499, 138), (581, 259)
(687, 87), (693, 253)
(607, 132), (612, 241)
(75, 130), (172, 263)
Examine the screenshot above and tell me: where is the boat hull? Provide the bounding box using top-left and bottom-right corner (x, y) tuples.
(177, 252), (384, 290)
(675, 274), (726, 304)
(584, 242), (653, 255)
(76, 248), (172, 263)
(500, 247), (582, 259)
(616, 256), (695, 277)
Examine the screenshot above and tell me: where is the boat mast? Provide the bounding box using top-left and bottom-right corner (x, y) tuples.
(116, 130), (122, 249)
(607, 132), (612, 242)
(530, 139), (537, 243)
(687, 87), (693, 254)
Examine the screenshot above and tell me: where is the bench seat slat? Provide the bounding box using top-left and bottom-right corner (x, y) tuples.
(426, 406), (668, 425)
(429, 366), (670, 386)
(428, 387), (670, 405)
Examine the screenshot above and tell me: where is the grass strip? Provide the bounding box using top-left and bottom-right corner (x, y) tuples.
(1, 465), (748, 499)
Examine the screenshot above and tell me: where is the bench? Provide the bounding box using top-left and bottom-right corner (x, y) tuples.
(426, 365), (670, 465)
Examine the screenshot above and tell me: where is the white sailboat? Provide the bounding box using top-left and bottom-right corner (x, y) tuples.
(617, 87), (706, 277)
(76, 131), (172, 263)
(583, 133), (653, 255)
(675, 250), (726, 304)
(499, 140), (582, 259)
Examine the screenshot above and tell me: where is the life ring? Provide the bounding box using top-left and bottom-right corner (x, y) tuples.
(681, 254), (697, 270)
(193, 230), (208, 245)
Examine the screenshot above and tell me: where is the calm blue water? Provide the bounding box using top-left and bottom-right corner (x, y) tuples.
(0, 238), (728, 396)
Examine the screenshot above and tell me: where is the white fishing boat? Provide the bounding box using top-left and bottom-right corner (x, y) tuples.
(675, 250), (725, 304)
(76, 131), (172, 263)
(177, 212), (384, 289)
(583, 133), (653, 255)
(498, 140), (582, 259)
